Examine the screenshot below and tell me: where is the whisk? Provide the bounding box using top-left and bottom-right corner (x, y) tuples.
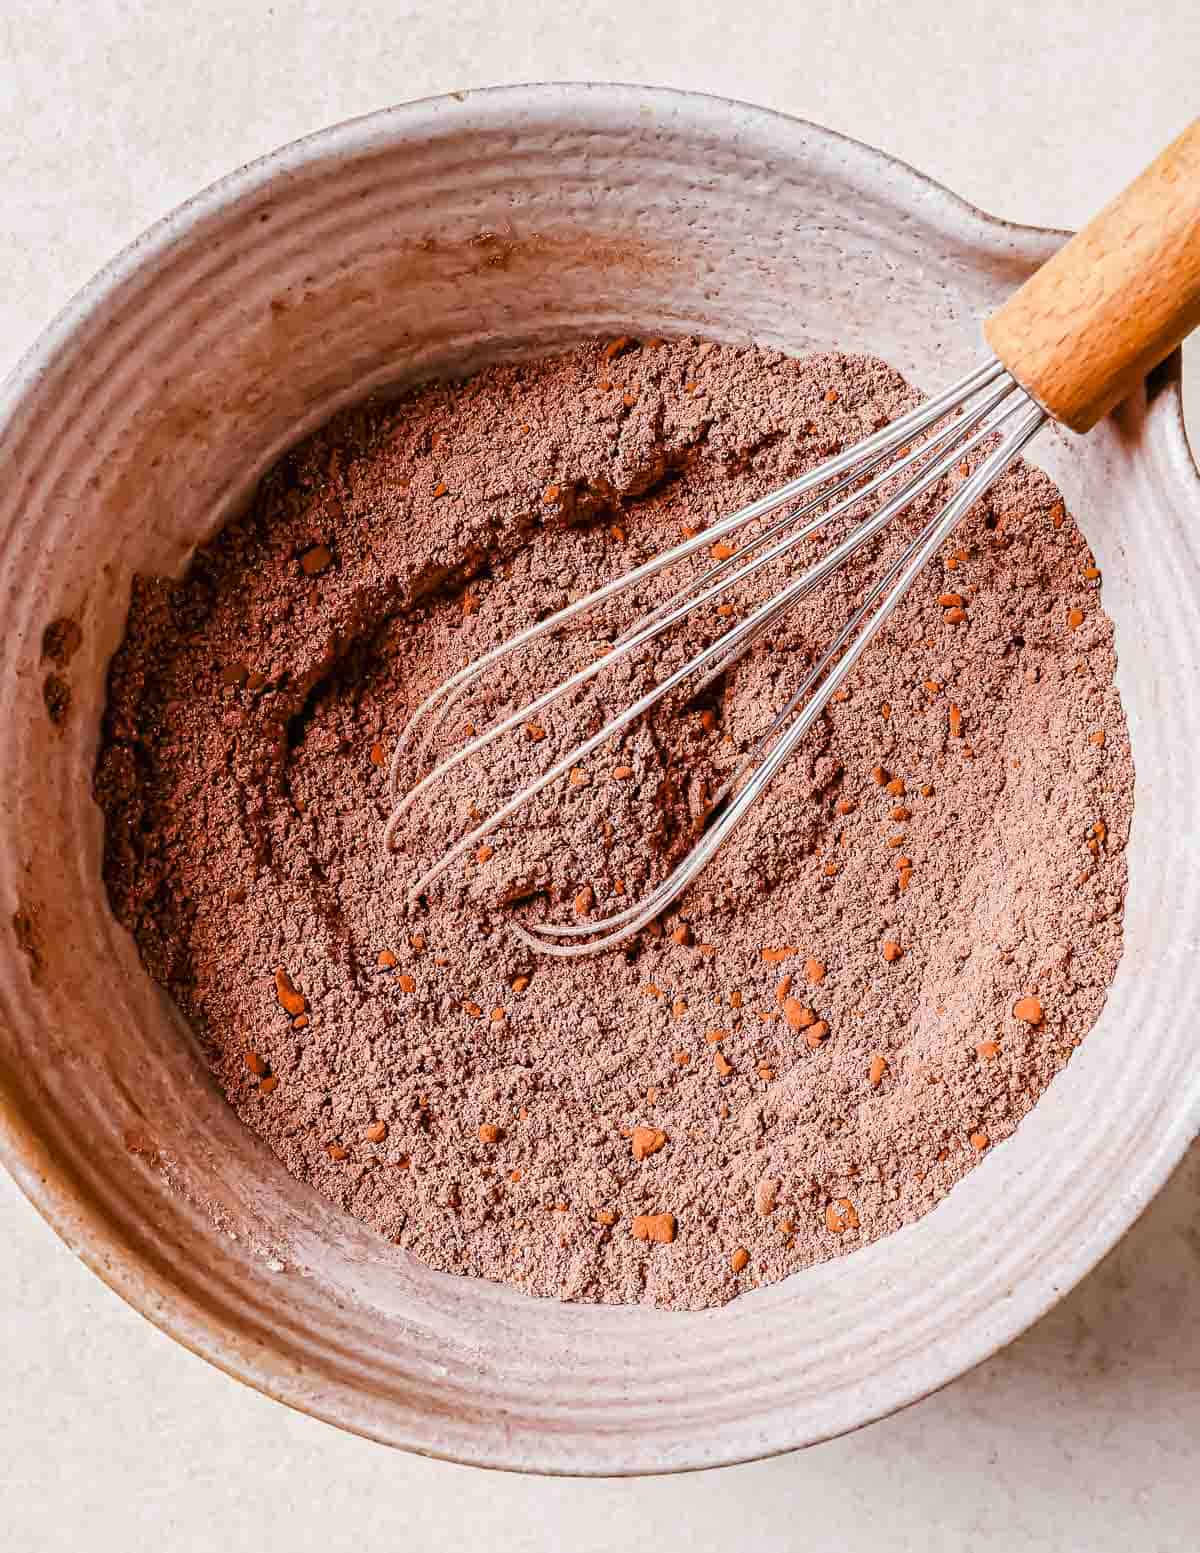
(385, 119), (1200, 956)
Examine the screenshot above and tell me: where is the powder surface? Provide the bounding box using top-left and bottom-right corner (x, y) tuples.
(96, 338), (1132, 1310)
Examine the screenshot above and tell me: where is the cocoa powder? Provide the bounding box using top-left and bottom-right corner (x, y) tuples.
(96, 338), (1131, 1310)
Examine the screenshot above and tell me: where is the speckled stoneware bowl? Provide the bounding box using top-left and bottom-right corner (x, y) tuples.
(1, 84), (1198, 1474)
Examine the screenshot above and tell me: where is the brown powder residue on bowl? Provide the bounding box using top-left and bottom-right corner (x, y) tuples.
(95, 338), (1132, 1310)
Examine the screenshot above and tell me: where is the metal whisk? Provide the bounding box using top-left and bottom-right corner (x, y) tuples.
(384, 120), (1200, 957)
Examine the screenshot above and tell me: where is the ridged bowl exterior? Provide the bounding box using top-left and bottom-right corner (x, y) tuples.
(1, 84), (1197, 1474)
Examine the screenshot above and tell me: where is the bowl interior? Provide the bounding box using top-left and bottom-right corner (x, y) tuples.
(2, 84), (1198, 1474)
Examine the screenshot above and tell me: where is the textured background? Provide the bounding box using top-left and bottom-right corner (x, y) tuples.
(2, 2), (1198, 1547)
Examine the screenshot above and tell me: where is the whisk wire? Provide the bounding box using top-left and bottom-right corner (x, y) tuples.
(514, 396), (1045, 955)
(385, 370), (1018, 852)
(392, 394), (1022, 897)
(607, 376), (1019, 649)
(385, 359), (1045, 954)
(386, 358), (1006, 796)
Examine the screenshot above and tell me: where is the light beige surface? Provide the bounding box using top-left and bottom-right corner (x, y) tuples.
(2, 1), (1198, 1547)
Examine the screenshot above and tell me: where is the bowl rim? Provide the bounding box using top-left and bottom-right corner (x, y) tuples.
(4, 79), (1081, 419)
(2, 81), (1197, 1474)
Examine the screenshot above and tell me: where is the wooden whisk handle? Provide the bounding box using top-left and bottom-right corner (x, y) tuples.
(985, 118), (1200, 432)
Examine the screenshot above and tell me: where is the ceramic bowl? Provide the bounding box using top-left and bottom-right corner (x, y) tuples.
(1, 84), (1198, 1475)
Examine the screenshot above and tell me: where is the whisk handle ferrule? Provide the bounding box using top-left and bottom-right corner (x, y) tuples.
(985, 117), (1200, 433)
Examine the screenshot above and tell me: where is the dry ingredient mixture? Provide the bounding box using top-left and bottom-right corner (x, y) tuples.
(96, 338), (1132, 1310)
